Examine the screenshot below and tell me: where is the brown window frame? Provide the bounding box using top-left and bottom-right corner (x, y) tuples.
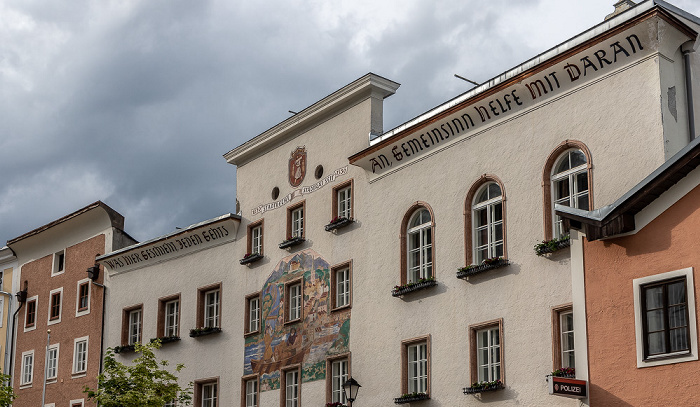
(286, 200), (306, 240)
(195, 376), (220, 407)
(464, 175), (507, 266)
(77, 281), (90, 312)
(542, 140), (593, 241)
(284, 277), (304, 325)
(280, 364), (301, 407)
(247, 219), (264, 256)
(245, 291), (262, 336)
(399, 202), (436, 286)
(469, 318), (505, 385)
(121, 304), (143, 346)
(332, 179), (354, 220)
(330, 261), (352, 312)
(49, 291), (62, 321)
(25, 298), (37, 328)
(551, 304), (574, 370)
(157, 293), (181, 338)
(326, 353), (351, 404)
(197, 283), (222, 329)
(641, 277), (691, 359)
(240, 374), (259, 407)
(401, 335), (431, 395)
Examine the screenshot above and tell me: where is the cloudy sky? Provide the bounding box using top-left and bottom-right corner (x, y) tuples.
(2, 0), (700, 246)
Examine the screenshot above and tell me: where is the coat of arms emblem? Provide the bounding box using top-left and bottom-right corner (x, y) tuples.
(289, 147), (307, 187)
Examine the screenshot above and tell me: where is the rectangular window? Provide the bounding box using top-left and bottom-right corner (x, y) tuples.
(72, 337), (88, 374)
(333, 181), (353, 220)
(49, 290), (62, 321)
(20, 350), (33, 385)
(165, 300), (179, 337)
(551, 304), (574, 370)
(285, 281), (302, 323)
(282, 367), (300, 407)
(122, 305), (143, 346)
(331, 262), (351, 311)
(247, 221), (264, 256)
(196, 380), (218, 407)
(25, 297), (37, 329)
(287, 202), (305, 239)
(642, 277), (690, 357)
(331, 359), (348, 403)
(241, 375), (259, 407)
(77, 281), (90, 313)
(469, 319), (504, 384)
(197, 283), (222, 329)
(245, 293), (261, 335)
(53, 250), (65, 275)
(401, 336), (431, 396)
(46, 344), (59, 380)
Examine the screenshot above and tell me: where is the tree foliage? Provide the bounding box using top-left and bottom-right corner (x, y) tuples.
(84, 340), (192, 407)
(0, 374), (16, 407)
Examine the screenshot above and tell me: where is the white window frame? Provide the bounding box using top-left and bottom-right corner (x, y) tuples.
(284, 368), (299, 407)
(331, 358), (348, 403)
(559, 310), (575, 369)
(75, 278), (91, 317)
(245, 377), (258, 407)
(291, 207), (304, 238)
(337, 186), (352, 219)
(476, 327), (501, 382)
(407, 342), (428, 394)
(72, 336), (89, 375)
(471, 182), (504, 264)
(47, 287), (64, 325)
(204, 289), (220, 329)
(46, 343), (59, 381)
(20, 350), (34, 386)
(406, 209), (433, 283)
(633, 267), (698, 368)
(24, 295), (38, 332)
(287, 282), (302, 322)
(335, 267), (350, 309)
(201, 382), (217, 407)
(52, 250), (66, 276)
(128, 308), (142, 345)
(164, 299), (179, 337)
(248, 297), (259, 334)
(69, 399), (85, 407)
(251, 225), (262, 255)
(551, 149), (589, 238)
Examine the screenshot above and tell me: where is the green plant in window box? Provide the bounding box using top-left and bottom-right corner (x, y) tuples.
(393, 392), (429, 404)
(551, 367), (575, 377)
(463, 379), (503, 394)
(534, 235), (570, 256)
(326, 402), (347, 407)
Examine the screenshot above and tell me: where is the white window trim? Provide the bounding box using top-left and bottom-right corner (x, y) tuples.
(406, 209), (433, 283)
(72, 336), (89, 376)
(551, 150), (588, 238)
(46, 343), (60, 381)
(75, 278), (91, 318)
(69, 400), (84, 407)
(128, 308), (142, 345)
(331, 358), (348, 403)
(52, 250), (66, 276)
(47, 287), (64, 326)
(24, 295), (38, 333)
(291, 207), (304, 238)
(337, 185), (352, 219)
(20, 349), (34, 387)
(471, 183), (504, 264)
(164, 299), (179, 337)
(633, 267), (698, 368)
(204, 289), (220, 329)
(251, 225), (263, 255)
(44, 404), (55, 407)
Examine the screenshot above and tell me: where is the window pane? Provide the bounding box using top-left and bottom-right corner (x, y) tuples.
(646, 309), (664, 331)
(668, 305), (688, 329)
(570, 150), (587, 167)
(647, 332), (666, 354)
(475, 208), (488, 227)
(670, 327), (689, 352)
(645, 286), (663, 309)
(577, 193), (589, 210)
(488, 183), (502, 199)
(668, 282), (686, 305)
(554, 179), (570, 201)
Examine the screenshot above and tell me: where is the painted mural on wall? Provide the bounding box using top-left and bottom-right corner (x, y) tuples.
(244, 249), (350, 392)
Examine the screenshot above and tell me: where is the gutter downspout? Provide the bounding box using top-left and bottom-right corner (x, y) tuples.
(9, 283), (28, 386)
(682, 40), (697, 141)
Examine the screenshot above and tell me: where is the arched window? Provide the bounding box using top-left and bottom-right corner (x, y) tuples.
(551, 149), (589, 238)
(542, 141), (593, 240)
(472, 182), (504, 264)
(401, 204), (435, 285)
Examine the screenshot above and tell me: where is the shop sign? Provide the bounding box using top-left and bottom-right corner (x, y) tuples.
(549, 376), (587, 399)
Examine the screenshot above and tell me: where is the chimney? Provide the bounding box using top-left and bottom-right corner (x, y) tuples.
(605, 0), (636, 21)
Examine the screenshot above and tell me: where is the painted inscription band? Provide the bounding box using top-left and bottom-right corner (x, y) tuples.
(252, 166), (349, 215)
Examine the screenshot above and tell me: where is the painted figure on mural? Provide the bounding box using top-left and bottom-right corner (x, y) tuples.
(289, 147), (307, 187)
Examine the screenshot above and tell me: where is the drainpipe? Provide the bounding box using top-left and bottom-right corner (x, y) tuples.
(682, 40), (697, 141)
(9, 283), (28, 385)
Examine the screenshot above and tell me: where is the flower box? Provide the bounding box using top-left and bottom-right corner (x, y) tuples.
(325, 217), (354, 232)
(279, 236), (305, 249)
(113, 344), (135, 354)
(391, 278), (437, 297)
(534, 236), (570, 256)
(189, 327), (222, 338)
(150, 336), (181, 345)
(239, 252), (263, 265)
(550, 367), (575, 378)
(457, 258), (509, 279)
(394, 392), (429, 404)
(325, 403), (348, 407)
(463, 380), (504, 394)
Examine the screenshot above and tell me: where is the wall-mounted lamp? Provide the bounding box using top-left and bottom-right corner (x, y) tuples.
(342, 377), (361, 406)
(87, 265), (100, 282)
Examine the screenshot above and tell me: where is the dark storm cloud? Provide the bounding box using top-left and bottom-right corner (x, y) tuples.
(3, 0), (697, 246)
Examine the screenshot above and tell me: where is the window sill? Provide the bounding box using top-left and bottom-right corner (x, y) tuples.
(244, 329), (260, 338)
(331, 304), (351, 313)
(457, 258), (509, 279)
(324, 217), (354, 232)
(279, 236), (305, 249)
(189, 327), (222, 338)
(284, 318), (302, 326)
(150, 336), (181, 345)
(535, 236), (570, 256)
(71, 372), (87, 379)
(392, 279), (437, 297)
(113, 344), (136, 354)
(463, 382), (504, 395)
(19, 384), (32, 390)
(394, 393), (430, 404)
(240, 253), (264, 265)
